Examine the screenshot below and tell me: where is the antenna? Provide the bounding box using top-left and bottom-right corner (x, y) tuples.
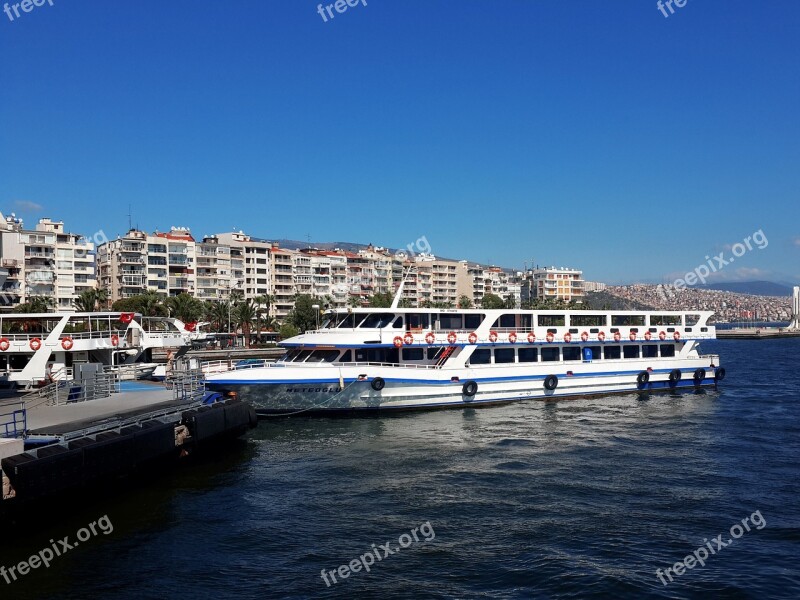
(128, 204), (132, 231)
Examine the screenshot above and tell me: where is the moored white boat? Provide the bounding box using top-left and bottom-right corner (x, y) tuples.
(205, 307), (724, 415)
(0, 311), (192, 390)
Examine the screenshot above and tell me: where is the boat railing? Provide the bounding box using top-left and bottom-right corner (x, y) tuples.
(201, 359), (272, 373)
(0, 400), (26, 439)
(0, 330), (128, 342)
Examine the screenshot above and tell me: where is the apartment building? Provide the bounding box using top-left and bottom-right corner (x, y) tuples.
(521, 266), (585, 303)
(0, 215), (97, 311)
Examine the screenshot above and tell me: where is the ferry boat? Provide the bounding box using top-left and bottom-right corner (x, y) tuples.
(204, 307), (725, 415)
(0, 311), (192, 391)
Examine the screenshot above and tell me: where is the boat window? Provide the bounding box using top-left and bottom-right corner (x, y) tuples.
(427, 347), (446, 360)
(541, 347), (559, 362)
(355, 348), (399, 364)
(294, 350), (314, 362)
(585, 346), (602, 360)
(305, 350), (341, 363)
(402, 348), (424, 361)
(642, 345), (658, 359)
(519, 348), (538, 362)
(563, 347), (582, 361)
(651, 314), (682, 326)
(492, 314), (517, 328)
(392, 316), (404, 328)
(339, 349), (353, 362)
(438, 314), (463, 330)
(464, 314), (483, 330)
(494, 348), (515, 363)
(570, 314), (607, 327)
(685, 314), (701, 326)
(623, 345), (640, 359)
(359, 313), (395, 328)
(612, 315), (646, 326)
(538, 315), (565, 327)
(406, 314), (429, 330)
(281, 349), (302, 362)
(470, 349), (491, 365)
(659, 344), (675, 357)
(604, 346), (621, 359)
(336, 313), (358, 328)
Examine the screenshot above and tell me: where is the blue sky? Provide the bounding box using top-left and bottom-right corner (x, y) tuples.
(1, 0), (798, 285)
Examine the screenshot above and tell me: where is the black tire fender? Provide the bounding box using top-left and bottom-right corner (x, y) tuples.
(544, 375), (558, 391)
(371, 377), (385, 391)
(693, 368), (706, 384)
(636, 371), (650, 387)
(462, 380), (478, 397)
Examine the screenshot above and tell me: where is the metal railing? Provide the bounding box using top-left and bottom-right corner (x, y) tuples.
(22, 372), (121, 408)
(0, 400), (26, 438)
(166, 366), (206, 400)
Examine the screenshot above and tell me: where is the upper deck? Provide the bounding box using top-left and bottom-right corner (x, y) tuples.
(287, 308), (715, 347)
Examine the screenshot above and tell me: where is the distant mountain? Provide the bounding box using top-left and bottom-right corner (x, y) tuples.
(695, 281), (793, 297)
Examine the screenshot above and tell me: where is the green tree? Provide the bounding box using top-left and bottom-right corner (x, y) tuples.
(347, 295), (363, 308)
(369, 292), (393, 308)
(480, 293), (505, 309)
(204, 300), (231, 332)
(504, 294), (517, 309)
(166, 293), (204, 323)
(73, 289), (98, 312)
(458, 295), (474, 309)
(234, 299), (257, 347)
(15, 295), (55, 313)
(279, 322), (299, 340)
(288, 294), (319, 333)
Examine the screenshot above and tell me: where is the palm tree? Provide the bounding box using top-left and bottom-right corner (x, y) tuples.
(20, 295), (55, 313)
(138, 290), (168, 317)
(95, 287), (109, 310)
(205, 300), (230, 332)
(166, 293), (204, 323)
(234, 299), (257, 347)
(73, 289), (97, 312)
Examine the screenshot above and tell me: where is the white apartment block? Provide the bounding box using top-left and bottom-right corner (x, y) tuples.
(0, 215), (97, 311)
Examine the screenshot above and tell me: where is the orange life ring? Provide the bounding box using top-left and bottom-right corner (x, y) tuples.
(644, 331), (652, 341)
(629, 331), (637, 341)
(447, 331), (457, 344)
(111, 334), (120, 347)
(508, 331), (517, 344)
(613, 332), (621, 342)
(468, 332), (478, 344)
(563, 332), (572, 343)
(30, 338), (42, 351)
(0, 338), (9, 352)
(403, 332), (414, 345)
(425, 332), (435, 345)
(659, 331), (667, 341)
(598, 331), (606, 342)
(393, 336), (403, 348)
(580, 331), (589, 342)
(61, 337), (74, 350)
(527, 332), (536, 343)
(673, 331), (681, 341)
(546, 332), (554, 343)
(488, 330), (498, 343)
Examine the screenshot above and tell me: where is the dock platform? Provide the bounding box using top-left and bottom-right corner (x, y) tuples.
(717, 328), (800, 339)
(1, 373), (257, 515)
